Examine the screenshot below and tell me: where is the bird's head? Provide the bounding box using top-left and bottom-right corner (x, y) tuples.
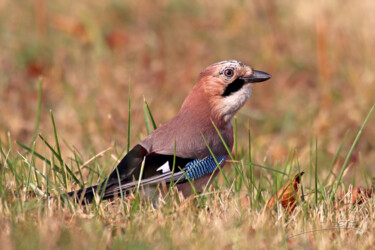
(192, 60), (271, 123)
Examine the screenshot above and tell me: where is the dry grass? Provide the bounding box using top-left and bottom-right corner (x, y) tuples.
(0, 0), (375, 249)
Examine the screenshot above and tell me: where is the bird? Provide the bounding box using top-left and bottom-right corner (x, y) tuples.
(67, 60), (271, 204)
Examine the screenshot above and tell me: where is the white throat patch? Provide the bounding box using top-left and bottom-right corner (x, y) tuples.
(218, 85), (253, 122)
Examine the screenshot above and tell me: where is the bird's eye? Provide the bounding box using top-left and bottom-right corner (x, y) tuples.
(224, 69), (234, 77)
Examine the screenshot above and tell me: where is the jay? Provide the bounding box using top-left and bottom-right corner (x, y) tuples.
(68, 60), (271, 203)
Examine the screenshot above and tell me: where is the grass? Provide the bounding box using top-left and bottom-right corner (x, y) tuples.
(1, 0), (375, 249)
(0, 98), (373, 249)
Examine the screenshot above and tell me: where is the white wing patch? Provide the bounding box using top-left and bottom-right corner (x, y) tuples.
(156, 161), (170, 174)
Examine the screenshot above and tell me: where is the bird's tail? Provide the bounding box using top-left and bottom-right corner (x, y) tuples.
(63, 145), (147, 204)
(64, 184), (100, 204)
(63, 180), (131, 204)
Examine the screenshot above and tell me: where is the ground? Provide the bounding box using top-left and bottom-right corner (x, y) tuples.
(0, 0), (374, 249)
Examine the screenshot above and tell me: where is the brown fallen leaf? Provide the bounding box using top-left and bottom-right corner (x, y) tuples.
(267, 172), (305, 213)
(339, 185), (373, 205)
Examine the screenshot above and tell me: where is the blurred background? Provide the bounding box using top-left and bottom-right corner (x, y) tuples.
(1, 0), (374, 184)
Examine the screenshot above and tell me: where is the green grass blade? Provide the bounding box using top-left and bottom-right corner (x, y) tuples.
(243, 161), (287, 175)
(0, 143), (21, 182)
(144, 98), (157, 130)
(210, 121), (250, 190)
(17, 141), (68, 187)
(38, 134), (82, 186)
(18, 153), (56, 188)
(17, 141), (56, 171)
(315, 136), (318, 205)
(323, 131), (347, 186)
(234, 117), (238, 160)
(256, 170), (264, 204)
(143, 99), (152, 135)
(50, 111), (62, 161)
(136, 157), (146, 192)
(201, 132), (230, 188)
(168, 140), (177, 194)
(178, 166), (199, 197)
(115, 167), (126, 215)
(31, 79), (43, 143)
(25, 142), (36, 194)
(99, 146), (128, 204)
(248, 120), (253, 176)
(127, 81), (131, 153)
(330, 104), (374, 201)
(73, 151), (84, 184)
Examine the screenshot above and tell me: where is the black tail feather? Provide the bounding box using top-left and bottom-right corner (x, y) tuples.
(65, 184), (99, 204)
(63, 145), (148, 204)
(62, 144), (203, 204)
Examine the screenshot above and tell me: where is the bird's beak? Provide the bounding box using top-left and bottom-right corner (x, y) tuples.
(240, 70), (271, 83)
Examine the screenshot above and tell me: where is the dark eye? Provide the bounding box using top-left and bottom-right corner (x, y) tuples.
(224, 69), (234, 77)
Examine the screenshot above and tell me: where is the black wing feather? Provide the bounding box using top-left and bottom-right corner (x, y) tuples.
(67, 144), (193, 203)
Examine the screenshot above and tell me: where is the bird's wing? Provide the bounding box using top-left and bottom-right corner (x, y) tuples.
(105, 144), (193, 186)
(101, 144), (227, 199)
(139, 112), (234, 159)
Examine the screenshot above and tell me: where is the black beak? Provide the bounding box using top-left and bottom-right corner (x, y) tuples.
(240, 70), (271, 83)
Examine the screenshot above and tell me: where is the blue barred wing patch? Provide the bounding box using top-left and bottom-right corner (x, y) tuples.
(184, 155), (227, 180)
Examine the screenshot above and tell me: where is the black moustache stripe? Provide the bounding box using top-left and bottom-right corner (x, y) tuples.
(222, 78), (245, 97)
